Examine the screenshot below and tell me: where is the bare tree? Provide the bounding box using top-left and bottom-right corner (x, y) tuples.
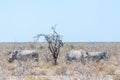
(34, 26), (63, 65)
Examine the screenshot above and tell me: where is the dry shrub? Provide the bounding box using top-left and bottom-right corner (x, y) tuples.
(0, 59), (2, 63)
(25, 76), (38, 80)
(73, 77), (78, 80)
(39, 77), (51, 80)
(80, 61), (108, 78)
(65, 62), (79, 75)
(41, 61), (53, 68)
(51, 66), (65, 75)
(102, 65), (117, 75)
(108, 56), (119, 65)
(113, 72), (120, 80)
(28, 42), (36, 49)
(113, 67), (120, 80)
(86, 61), (117, 78)
(10, 69), (16, 75)
(6, 63), (15, 70)
(67, 62), (77, 70)
(31, 68), (46, 75)
(43, 53), (53, 62)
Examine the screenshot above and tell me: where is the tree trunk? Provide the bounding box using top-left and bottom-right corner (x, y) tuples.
(53, 52), (58, 65)
(54, 58), (57, 65)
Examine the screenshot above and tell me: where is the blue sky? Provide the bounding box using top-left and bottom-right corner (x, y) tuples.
(0, 0), (120, 42)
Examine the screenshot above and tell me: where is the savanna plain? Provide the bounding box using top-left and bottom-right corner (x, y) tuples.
(0, 42), (120, 80)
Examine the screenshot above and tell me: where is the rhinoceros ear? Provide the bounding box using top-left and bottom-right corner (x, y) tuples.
(14, 50), (19, 55)
(103, 52), (107, 55)
(8, 52), (11, 55)
(86, 52), (89, 55)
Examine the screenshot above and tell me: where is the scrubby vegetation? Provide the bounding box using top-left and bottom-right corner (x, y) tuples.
(0, 42), (120, 80)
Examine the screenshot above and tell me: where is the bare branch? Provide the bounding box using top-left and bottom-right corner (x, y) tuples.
(33, 26), (63, 65)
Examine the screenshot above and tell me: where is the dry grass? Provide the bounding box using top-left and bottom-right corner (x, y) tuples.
(0, 42), (120, 80)
(25, 76), (38, 80)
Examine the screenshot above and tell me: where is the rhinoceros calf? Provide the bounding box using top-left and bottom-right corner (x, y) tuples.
(65, 49), (88, 63)
(8, 50), (39, 63)
(86, 51), (108, 62)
